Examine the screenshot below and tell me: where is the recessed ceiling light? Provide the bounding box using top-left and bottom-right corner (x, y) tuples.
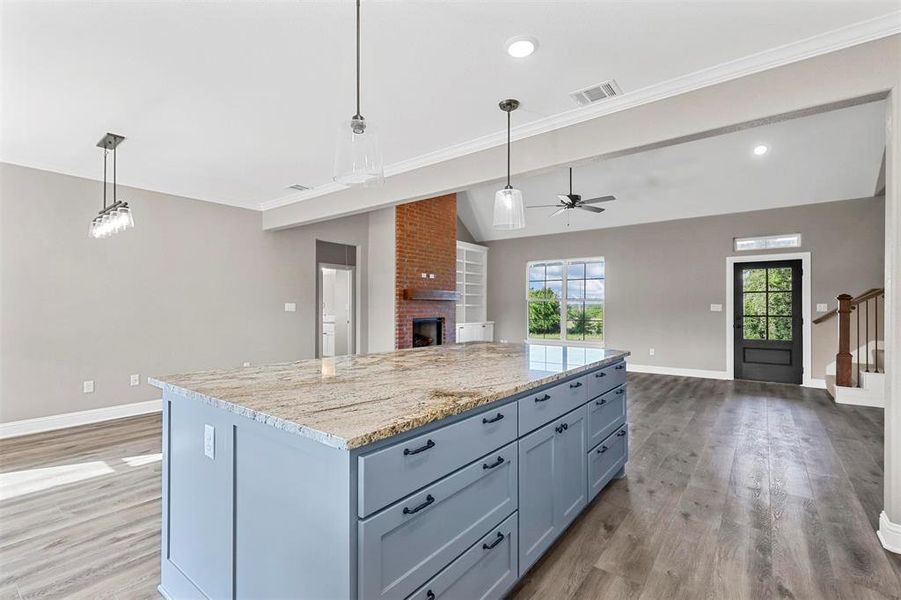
(506, 36), (538, 58)
(753, 144), (769, 156)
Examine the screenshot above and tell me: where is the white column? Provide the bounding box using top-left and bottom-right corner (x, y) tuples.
(880, 87), (901, 554)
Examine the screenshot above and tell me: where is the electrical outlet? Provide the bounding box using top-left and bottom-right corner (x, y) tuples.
(710, 304), (723, 312)
(284, 302), (296, 312)
(428, 273), (435, 279)
(500, 339), (508, 343)
(421, 273), (427, 278)
(649, 348), (655, 356)
(130, 374), (140, 386)
(83, 380), (94, 393)
(816, 303), (828, 313)
(243, 361), (251, 367)
(204, 424), (215, 460)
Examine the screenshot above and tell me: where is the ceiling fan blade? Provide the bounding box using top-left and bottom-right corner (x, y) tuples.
(557, 194), (573, 204)
(578, 205), (606, 214)
(527, 204), (563, 208)
(551, 208), (567, 217)
(582, 195), (617, 204)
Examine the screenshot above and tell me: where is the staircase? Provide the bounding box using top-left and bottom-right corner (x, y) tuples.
(815, 288), (886, 407)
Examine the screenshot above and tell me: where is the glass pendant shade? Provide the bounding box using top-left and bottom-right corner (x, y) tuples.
(493, 187), (525, 230)
(333, 118), (384, 186)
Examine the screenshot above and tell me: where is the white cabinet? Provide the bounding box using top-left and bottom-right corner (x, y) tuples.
(456, 242), (487, 324)
(456, 322), (494, 343)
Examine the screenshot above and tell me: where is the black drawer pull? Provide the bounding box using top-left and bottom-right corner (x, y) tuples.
(616, 430), (627, 437)
(426, 591), (435, 600)
(596, 398), (607, 406)
(403, 494), (434, 515)
(615, 364), (625, 370)
(535, 394), (551, 403)
(555, 423), (569, 433)
(403, 439), (435, 456)
(482, 413), (504, 424)
(483, 456), (505, 470)
(569, 381), (583, 388)
(595, 372), (606, 378)
(482, 532), (504, 550)
(616, 389), (625, 395)
(598, 445), (608, 454)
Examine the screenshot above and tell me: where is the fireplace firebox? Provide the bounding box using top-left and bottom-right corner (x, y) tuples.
(412, 318), (444, 348)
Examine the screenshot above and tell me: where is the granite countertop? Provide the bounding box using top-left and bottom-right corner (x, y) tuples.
(149, 342), (630, 450)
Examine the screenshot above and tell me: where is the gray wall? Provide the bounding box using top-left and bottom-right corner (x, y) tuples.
(485, 197), (885, 380)
(0, 163), (383, 422)
(367, 207), (396, 353)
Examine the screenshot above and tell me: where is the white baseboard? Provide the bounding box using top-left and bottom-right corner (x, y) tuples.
(833, 387), (886, 408)
(0, 399), (162, 439)
(806, 378), (827, 390)
(626, 363), (730, 380)
(878, 511), (901, 554)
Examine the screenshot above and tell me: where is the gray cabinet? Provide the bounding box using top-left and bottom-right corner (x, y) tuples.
(588, 425), (628, 501)
(517, 405), (588, 575)
(587, 385), (626, 450)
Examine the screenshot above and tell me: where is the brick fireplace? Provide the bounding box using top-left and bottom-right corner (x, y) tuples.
(395, 193), (457, 349)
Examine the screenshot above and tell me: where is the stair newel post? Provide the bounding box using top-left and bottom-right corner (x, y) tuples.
(836, 293), (853, 387)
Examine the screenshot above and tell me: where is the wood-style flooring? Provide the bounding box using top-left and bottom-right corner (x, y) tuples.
(1, 374), (899, 599)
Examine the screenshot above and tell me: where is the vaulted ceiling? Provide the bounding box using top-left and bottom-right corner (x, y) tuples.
(457, 100), (887, 241)
(2, 1), (898, 212)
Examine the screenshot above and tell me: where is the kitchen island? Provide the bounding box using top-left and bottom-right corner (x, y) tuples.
(150, 342), (630, 600)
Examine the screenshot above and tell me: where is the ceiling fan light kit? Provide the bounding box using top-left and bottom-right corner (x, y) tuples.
(334, 0), (384, 186)
(493, 98), (526, 230)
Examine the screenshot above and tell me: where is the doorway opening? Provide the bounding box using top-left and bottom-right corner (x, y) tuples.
(319, 265), (355, 357)
(732, 259), (802, 384)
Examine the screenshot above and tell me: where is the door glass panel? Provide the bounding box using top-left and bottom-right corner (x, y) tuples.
(768, 317), (792, 341)
(768, 267), (792, 290)
(743, 317), (766, 340)
(742, 269), (766, 292)
(743, 293), (766, 316)
(769, 292), (792, 316)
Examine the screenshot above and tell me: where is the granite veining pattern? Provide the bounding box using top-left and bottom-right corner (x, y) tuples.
(149, 343), (629, 450)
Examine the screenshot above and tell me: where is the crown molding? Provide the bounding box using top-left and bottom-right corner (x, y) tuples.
(260, 11), (901, 212)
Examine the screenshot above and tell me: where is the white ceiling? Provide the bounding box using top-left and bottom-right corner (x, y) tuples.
(457, 100), (887, 241)
(1, 2), (898, 210)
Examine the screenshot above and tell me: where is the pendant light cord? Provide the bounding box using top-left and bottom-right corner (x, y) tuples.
(355, 0), (361, 118)
(569, 167), (572, 195)
(506, 110), (511, 189)
(113, 146), (117, 204)
(102, 148), (108, 210)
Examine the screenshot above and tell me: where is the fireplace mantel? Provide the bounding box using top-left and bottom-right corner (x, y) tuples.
(402, 289), (458, 301)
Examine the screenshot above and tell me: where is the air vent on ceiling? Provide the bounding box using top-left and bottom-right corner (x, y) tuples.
(569, 79), (623, 106)
(287, 184), (311, 192)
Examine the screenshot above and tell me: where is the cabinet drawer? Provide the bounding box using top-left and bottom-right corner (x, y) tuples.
(518, 374), (588, 435)
(587, 360), (627, 400)
(358, 441), (518, 600)
(407, 512), (518, 600)
(588, 425), (627, 501)
(587, 385), (626, 449)
(358, 401), (517, 517)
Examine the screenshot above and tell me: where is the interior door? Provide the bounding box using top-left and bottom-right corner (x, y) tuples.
(733, 260), (802, 384)
(319, 265), (355, 358)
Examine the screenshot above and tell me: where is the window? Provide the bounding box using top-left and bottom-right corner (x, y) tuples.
(527, 258), (604, 345)
(734, 233), (801, 252)
(741, 266), (793, 341)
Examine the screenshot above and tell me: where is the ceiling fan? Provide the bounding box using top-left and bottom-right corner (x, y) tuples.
(528, 168), (616, 216)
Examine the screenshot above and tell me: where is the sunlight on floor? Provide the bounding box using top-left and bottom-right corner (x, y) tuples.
(121, 452), (162, 467)
(0, 461), (114, 501)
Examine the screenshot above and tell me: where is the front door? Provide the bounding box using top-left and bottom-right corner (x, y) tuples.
(733, 260), (802, 384)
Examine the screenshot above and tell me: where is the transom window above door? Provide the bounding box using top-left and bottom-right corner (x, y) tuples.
(527, 258), (604, 345)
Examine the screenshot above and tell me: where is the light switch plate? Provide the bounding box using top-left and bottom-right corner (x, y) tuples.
(130, 374), (140, 386)
(816, 303), (828, 313)
(421, 273), (427, 278)
(284, 302), (296, 312)
(649, 348), (655, 356)
(428, 273), (435, 279)
(83, 380), (94, 393)
(204, 424), (215, 460)
(710, 304), (723, 312)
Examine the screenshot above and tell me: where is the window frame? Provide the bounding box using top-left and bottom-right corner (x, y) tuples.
(526, 256), (605, 348)
(734, 233), (802, 252)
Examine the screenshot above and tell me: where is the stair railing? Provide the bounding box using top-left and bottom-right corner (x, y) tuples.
(812, 288), (885, 387)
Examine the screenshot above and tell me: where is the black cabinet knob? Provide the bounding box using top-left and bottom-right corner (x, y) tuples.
(598, 445), (608, 454)
(616, 430), (627, 437)
(570, 381), (583, 388)
(535, 394), (551, 403)
(596, 372), (606, 378)
(596, 398), (607, 406)
(426, 591), (435, 600)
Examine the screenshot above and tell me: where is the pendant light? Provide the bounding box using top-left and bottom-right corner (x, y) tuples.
(90, 133), (134, 239)
(333, 0), (383, 186)
(493, 99), (525, 230)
